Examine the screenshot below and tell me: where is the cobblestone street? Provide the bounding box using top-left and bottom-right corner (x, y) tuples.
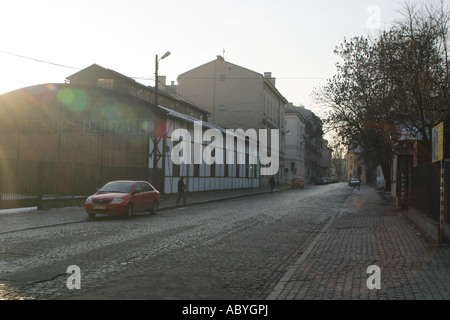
(0, 182), (449, 303)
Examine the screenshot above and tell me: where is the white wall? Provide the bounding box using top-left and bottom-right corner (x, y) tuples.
(161, 117), (261, 194)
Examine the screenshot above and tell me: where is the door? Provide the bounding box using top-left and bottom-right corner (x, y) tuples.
(132, 183), (146, 212)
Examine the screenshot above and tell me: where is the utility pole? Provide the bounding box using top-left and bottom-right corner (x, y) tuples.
(151, 51), (171, 188)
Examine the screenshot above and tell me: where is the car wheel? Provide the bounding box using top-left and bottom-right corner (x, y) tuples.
(150, 201), (158, 215)
(88, 213), (96, 220)
(125, 204), (134, 219)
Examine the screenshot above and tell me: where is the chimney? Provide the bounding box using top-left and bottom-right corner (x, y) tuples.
(158, 75), (166, 85)
(264, 72), (276, 86)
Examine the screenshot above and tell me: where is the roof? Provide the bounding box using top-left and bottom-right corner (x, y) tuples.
(157, 105), (258, 142)
(66, 64), (210, 116)
(286, 105), (322, 124)
(178, 56), (289, 104)
(157, 105), (227, 133)
(66, 64), (135, 83)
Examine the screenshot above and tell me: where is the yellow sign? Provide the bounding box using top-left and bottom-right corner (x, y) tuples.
(432, 122), (444, 162)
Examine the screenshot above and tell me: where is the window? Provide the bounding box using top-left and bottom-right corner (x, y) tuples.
(142, 183), (151, 192)
(246, 154), (250, 178)
(97, 78), (114, 90)
(173, 163), (180, 177)
(134, 184), (143, 194)
(194, 164), (200, 177)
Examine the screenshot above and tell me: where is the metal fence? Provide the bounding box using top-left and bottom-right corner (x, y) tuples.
(410, 162), (441, 221)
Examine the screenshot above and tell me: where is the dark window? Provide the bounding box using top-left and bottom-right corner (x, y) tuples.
(194, 164), (200, 177)
(210, 164), (216, 177)
(97, 78), (114, 90)
(173, 164), (180, 177)
(142, 182), (151, 192)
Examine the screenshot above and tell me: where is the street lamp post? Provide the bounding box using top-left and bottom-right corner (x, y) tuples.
(155, 51), (171, 107)
(151, 51), (171, 189)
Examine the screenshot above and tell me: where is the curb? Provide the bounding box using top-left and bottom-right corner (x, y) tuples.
(158, 187), (286, 212)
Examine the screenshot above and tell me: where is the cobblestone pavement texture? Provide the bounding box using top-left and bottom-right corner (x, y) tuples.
(268, 185), (450, 300)
(0, 183), (449, 300)
(0, 186), (281, 233)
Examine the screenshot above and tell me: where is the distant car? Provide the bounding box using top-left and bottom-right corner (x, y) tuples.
(348, 178), (360, 187)
(84, 180), (160, 219)
(291, 176), (305, 189)
(315, 177), (326, 185)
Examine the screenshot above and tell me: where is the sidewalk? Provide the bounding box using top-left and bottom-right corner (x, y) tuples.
(0, 185), (284, 233)
(158, 185), (284, 210)
(267, 184), (450, 300)
(0, 185), (283, 216)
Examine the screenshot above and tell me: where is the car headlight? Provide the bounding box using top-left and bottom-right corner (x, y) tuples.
(111, 198), (125, 204)
(85, 196), (93, 204)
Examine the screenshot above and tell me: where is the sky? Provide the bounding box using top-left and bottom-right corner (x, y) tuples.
(0, 0), (435, 123)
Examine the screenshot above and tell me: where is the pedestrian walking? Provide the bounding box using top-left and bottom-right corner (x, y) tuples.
(176, 177), (186, 207)
(269, 175), (276, 193)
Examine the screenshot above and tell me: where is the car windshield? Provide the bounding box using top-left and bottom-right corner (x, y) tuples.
(98, 181), (134, 193)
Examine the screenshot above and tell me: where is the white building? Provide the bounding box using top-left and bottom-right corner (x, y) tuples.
(285, 104), (307, 179)
(156, 106), (261, 194)
(176, 56), (289, 185)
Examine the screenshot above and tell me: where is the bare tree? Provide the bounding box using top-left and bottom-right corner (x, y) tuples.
(314, 1), (450, 191)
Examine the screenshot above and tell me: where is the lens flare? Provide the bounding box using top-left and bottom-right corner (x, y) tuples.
(57, 88), (89, 113)
(45, 84), (58, 92)
(141, 120), (156, 133)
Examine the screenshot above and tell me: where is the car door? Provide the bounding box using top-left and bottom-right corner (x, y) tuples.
(132, 183), (145, 212)
(142, 182), (156, 210)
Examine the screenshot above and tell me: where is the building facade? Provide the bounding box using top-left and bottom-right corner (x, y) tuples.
(292, 105), (328, 183)
(66, 64), (210, 122)
(176, 56), (289, 184)
(285, 105), (307, 179)
(346, 149), (366, 182)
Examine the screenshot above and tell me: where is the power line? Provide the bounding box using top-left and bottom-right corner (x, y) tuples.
(0, 50), (156, 82)
(0, 50), (321, 127)
(0, 50), (251, 127)
(0, 50), (82, 70)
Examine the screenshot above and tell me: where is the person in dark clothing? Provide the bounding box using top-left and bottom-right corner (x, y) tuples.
(176, 177), (186, 207)
(269, 175), (276, 193)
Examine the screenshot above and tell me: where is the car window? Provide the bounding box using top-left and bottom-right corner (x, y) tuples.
(142, 183), (151, 192)
(134, 184), (143, 193)
(99, 181), (134, 193)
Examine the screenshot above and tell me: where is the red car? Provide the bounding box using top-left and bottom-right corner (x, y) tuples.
(291, 176), (305, 189)
(84, 180), (160, 219)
